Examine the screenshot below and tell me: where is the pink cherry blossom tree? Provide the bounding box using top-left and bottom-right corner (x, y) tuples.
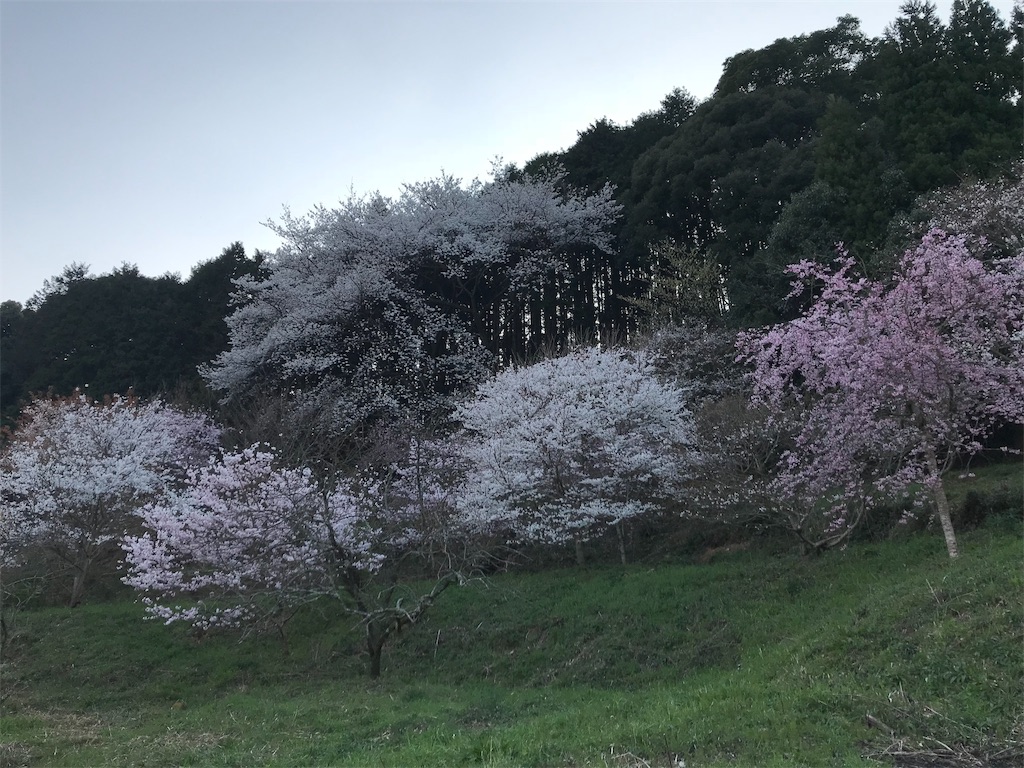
(123, 445), (473, 678)
(0, 393), (220, 605)
(455, 347), (696, 565)
(738, 229), (1024, 558)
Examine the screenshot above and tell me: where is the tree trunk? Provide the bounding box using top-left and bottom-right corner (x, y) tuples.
(69, 557), (92, 608)
(366, 626), (385, 679)
(574, 536), (585, 567)
(616, 522), (627, 566)
(924, 444), (959, 559)
(368, 646), (382, 679)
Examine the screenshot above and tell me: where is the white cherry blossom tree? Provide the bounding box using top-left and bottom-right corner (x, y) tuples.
(203, 171), (620, 450)
(455, 347), (696, 565)
(0, 393), (220, 605)
(915, 161), (1023, 260)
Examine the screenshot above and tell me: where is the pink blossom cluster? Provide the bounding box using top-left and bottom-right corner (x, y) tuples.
(122, 445), (382, 630)
(738, 229), (1024, 536)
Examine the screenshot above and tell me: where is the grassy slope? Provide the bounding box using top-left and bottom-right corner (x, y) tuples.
(1, 472), (1021, 767)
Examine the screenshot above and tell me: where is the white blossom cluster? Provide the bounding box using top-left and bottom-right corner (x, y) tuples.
(0, 394), (220, 570)
(455, 347), (696, 547)
(203, 172), (620, 435)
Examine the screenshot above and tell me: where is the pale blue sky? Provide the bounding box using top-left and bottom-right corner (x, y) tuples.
(1, 0), (1015, 304)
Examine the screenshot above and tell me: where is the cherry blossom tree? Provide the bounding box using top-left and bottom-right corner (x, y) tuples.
(203, 171), (620, 452)
(694, 394), (913, 552)
(455, 347), (695, 565)
(738, 229), (1024, 558)
(915, 160), (1023, 261)
(123, 445), (475, 678)
(691, 398), (791, 526)
(365, 428), (480, 570)
(0, 393), (220, 605)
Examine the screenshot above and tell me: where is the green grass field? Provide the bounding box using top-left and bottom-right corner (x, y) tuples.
(2, 468), (1021, 767)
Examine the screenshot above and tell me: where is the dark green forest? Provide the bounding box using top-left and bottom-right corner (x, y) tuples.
(2, 0), (1021, 429)
(1, 245), (267, 427)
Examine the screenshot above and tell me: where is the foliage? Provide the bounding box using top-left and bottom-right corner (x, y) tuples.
(714, 14), (869, 99)
(24, 262), (92, 310)
(637, 320), (743, 406)
(181, 242), (268, 377)
(761, 178), (858, 287)
(912, 160), (1024, 260)
(7, 268), (191, 405)
(523, 90), (700, 335)
(812, 95), (908, 256)
(1, 8), (1023, 764)
(6, 4), (1022, 416)
(738, 229), (1024, 557)
(0, 300), (26, 430)
(0, 393), (220, 605)
(815, 0), (1022, 256)
(621, 239), (727, 327)
(455, 347), (695, 563)
(1, 245), (265, 426)
(629, 86), (823, 326)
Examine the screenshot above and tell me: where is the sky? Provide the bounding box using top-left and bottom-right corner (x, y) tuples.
(1, 0), (1017, 305)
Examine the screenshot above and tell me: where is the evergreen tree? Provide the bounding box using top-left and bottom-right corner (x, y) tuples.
(714, 15), (869, 100)
(869, 0), (1020, 191)
(630, 87), (822, 326)
(3, 244), (265, 420)
(944, 0), (1021, 175)
(14, 267), (189, 399)
(0, 301), (26, 429)
(180, 242), (267, 381)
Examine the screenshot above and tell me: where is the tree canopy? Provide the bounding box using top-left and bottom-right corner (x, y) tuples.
(203, 173), (621, 447)
(455, 346), (695, 564)
(5, 0), (1020, 446)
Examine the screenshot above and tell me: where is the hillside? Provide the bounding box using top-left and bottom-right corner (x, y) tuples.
(2, 487), (1020, 767)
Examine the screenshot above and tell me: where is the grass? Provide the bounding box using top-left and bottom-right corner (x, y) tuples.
(2, 466), (1021, 767)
